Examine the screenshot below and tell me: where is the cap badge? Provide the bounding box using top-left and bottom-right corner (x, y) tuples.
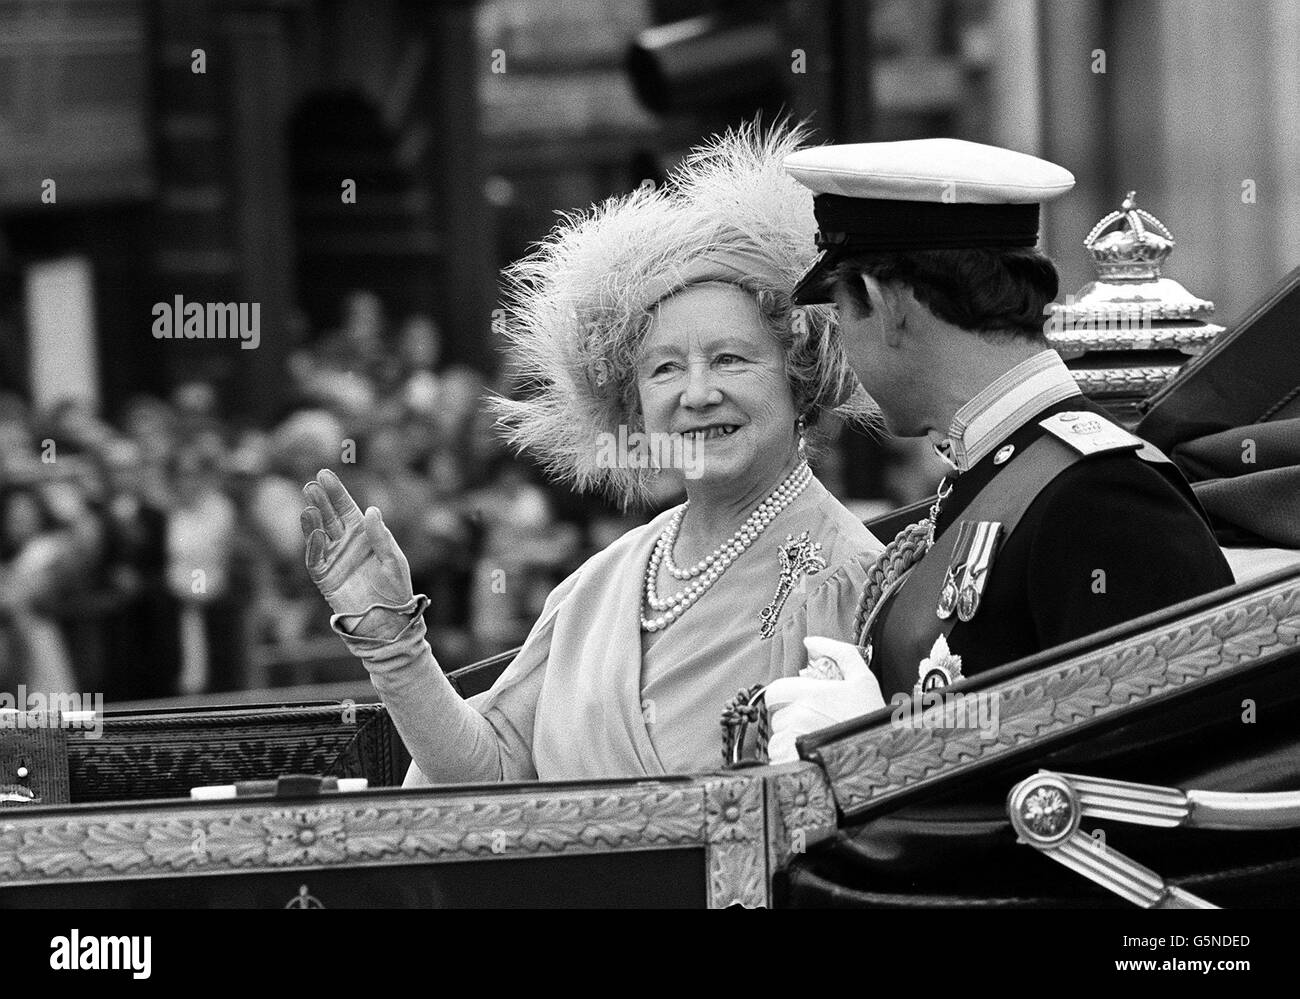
(993, 444), (1015, 465)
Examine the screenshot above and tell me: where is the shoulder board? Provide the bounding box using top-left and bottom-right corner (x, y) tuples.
(1038, 411), (1144, 456)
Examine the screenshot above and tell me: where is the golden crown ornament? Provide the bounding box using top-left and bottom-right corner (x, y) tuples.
(1044, 192), (1225, 428)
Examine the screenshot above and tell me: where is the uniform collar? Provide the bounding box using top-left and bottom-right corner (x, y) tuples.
(933, 350), (1080, 473)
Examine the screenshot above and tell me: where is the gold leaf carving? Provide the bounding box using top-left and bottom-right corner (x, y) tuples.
(1271, 590), (1300, 642)
(81, 822), (150, 872)
(1045, 662), (1112, 723)
(17, 825), (88, 877)
(939, 726), (986, 764)
(774, 768), (834, 834)
(816, 578), (1300, 820)
(705, 778), (762, 844)
(709, 842), (765, 908)
(341, 808), (408, 859)
(1102, 645), (1165, 703)
(144, 819), (209, 871)
(876, 727), (946, 782)
(0, 825), (20, 878)
(994, 683), (1056, 742)
(204, 813), (271, 866)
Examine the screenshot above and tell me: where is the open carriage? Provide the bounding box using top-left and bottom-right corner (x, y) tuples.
(2, 243), (1297, 909)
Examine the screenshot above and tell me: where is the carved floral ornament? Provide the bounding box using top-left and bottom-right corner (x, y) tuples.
(767, 764), (838, 868)
(0, 787), (698, 879)
(0, 776), (774, 909)
(703, 776), (769, 908)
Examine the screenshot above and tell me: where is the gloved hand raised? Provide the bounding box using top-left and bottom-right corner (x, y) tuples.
(301, 469), (415, 634)
(765, 636), (886, 765)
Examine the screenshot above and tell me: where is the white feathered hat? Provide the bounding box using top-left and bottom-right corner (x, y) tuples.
(492, 120), (872, 507)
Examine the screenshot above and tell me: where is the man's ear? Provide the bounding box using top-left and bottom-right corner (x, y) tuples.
(861, 275), (908, 347)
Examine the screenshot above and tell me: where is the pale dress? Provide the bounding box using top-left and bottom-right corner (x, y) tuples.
(334, 476), (881, 782)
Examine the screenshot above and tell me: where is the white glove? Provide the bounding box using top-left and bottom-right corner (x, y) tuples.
(765, 636), (886, 764)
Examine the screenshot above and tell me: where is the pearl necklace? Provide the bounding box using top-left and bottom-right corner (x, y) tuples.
(641, 461), (812, 632)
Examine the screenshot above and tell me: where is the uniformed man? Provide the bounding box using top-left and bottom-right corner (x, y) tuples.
(764, 139), (1234, 757)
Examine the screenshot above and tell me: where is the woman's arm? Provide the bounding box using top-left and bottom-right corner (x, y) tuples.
(302, 469), (541, 783)
(304, 469), (582, 783)
(332, 597), (540, 783)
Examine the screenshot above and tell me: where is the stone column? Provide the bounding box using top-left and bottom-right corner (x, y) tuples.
(405, 0), (496, 372)
(217, 0), (301, 423)
(1038, 0), (1110, 300)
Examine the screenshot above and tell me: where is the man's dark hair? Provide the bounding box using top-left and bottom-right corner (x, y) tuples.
(833, 247), (1058, 343)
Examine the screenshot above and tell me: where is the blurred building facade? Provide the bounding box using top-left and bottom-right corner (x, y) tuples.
(1, 0), (1293, 430)
(0, 0), (493, 425)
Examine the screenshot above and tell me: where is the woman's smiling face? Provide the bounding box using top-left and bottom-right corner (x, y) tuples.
(635, 282), (798, 494)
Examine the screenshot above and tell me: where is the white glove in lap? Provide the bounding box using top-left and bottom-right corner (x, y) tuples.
(765, 636), (886, 765)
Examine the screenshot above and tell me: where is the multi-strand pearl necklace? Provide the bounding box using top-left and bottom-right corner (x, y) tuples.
(641, 460), (812, 632)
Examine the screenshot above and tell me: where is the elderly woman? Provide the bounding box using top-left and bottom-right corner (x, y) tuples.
(301, 124), (882, 782)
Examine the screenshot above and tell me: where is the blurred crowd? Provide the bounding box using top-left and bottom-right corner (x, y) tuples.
(0, 288), (939, 702)
(0, 291), (634, 702)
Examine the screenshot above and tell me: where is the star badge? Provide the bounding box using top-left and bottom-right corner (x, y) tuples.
(914, 634), (963, 697)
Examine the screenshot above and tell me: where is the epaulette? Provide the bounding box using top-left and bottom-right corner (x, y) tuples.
(1038, 411), (1145, 456)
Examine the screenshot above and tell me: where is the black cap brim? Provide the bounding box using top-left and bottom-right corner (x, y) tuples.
(791, 249), (840, 306)
(792, 196), (1045, 307)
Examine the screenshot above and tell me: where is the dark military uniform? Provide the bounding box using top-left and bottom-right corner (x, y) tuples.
(780, 136), (1235, 700)
(866, 392), (1235, 700)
